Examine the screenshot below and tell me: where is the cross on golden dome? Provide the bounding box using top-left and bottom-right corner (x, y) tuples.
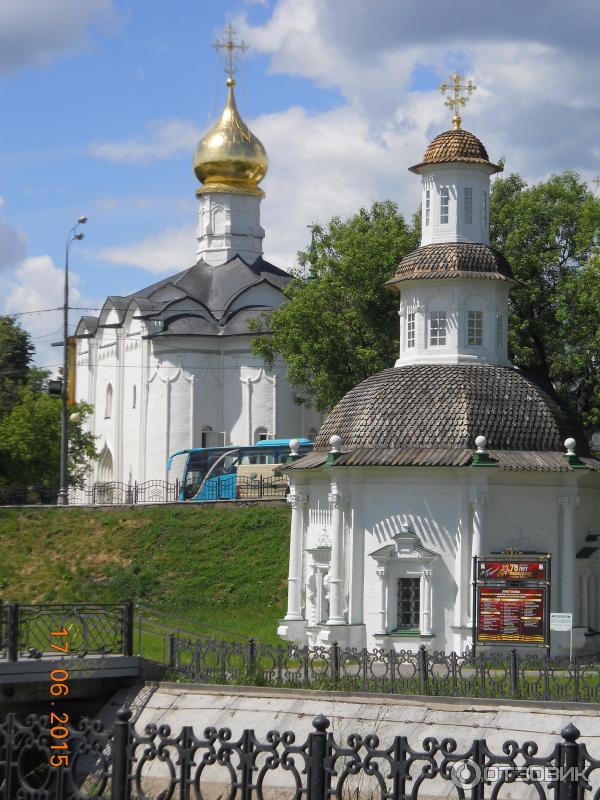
(213, 23), (248, 84)
(439, 73), (476, 130)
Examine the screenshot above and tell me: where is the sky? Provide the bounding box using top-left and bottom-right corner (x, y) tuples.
(1, 0), (600, 370)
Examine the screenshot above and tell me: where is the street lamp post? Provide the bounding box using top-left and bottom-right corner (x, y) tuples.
(56, 216), (87, 506)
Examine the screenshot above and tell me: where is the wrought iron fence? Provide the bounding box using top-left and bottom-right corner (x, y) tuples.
(167, 636), (600, 703)
(0, 601), (134, 661)
(0, 478), (289, 504)
(0, 709), (597, 799)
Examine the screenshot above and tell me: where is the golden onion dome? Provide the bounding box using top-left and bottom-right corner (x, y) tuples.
(193, 78), (268, 194)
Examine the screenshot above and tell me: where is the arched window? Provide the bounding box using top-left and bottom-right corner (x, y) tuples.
(254, 426), (268, 444)
(132, 385), (137, 409)
(201, 426), (213, 448)
(104, 384), (113, 419)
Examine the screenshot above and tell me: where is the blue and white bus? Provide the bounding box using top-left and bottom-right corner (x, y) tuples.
(167, 438), (313, 501)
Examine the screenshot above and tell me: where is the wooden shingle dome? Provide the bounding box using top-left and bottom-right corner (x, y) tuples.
(315, 365), (587, 453)
(410, 129), (502, 173)
(385, 242), (514, 290)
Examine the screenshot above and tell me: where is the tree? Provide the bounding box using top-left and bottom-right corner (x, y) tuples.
(490, 171), (600, 427)
(0, 316), (34, 418)
(0, 390), (96, 488)
(250, 201), (420, 411)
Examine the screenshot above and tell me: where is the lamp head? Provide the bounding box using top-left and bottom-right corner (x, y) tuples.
(74, 232), (85, 241)
(78, 216), (88, 224)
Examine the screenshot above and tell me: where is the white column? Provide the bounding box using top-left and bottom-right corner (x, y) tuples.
(284, 493), (308, 621)
(375, 567), (388, 634)
(327, 491), (346, 625)
(559, 496), (578, 618)
(468, 493), (488, 621)
(582, 570), (590, 628)
(422, 569), (433, 636)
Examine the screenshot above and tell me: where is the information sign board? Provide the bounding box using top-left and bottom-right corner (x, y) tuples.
(474, 554), (550, 650)
(550, 612), (572, 631)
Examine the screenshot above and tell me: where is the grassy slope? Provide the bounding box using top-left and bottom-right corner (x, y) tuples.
(0, 504), (291, 643)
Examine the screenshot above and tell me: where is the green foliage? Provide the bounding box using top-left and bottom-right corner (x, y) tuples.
(0, 316), (34, 418)
(490, 171), (600, 425)
(250, 201), (420, 411)
(0, 391), (97, 488)
(0, 504), (292, 643)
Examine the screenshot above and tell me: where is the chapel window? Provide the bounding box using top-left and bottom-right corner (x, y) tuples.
(496, 313), (503, 350)
(440, 187), (449, 224)
(482, 190), (487, 228)
(254, 426), (269, 444)
(464, 187), (473, 224)
(407, 311), (416, 348)
(429, 311), (447, 346)
(467, 311), (483, 346)
(104, 384), (113, 419)
(424, 190), (431, 226)
(201, 426), (213, 448)
(397, 577), (420, 630)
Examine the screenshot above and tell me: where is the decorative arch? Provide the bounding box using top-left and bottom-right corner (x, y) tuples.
(97, 444), (113, 482)
(254, 426), (268, 444)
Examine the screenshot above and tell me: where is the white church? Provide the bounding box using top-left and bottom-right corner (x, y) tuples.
(73, 32), (321, 486)
(279, 86), (600, 656)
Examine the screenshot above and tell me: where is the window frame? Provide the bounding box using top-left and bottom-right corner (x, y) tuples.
(429, 311), (447, 347)
(464, 187), (473, 225)
(496, 313), (503, 351)
(407, 311), (416, 349)
(396, 577), (421, 631)
(467, 310), (483, 347)
(424, 189), (431, 227)
(440, 187), (449, 224)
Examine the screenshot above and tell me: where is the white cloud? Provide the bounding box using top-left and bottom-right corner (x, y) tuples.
(89, 119), (200, 163)
(0, 0), (118, 76)
(0, 198), (27, 270)
(3, 256), (84, 370)
(98, 225), (197, 273)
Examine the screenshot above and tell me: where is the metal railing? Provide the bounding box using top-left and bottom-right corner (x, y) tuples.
(166, 636), (600, 703)
(0, 601), (134, 661)
(0, 710), (597, 799)
(0, 478), (290, 504)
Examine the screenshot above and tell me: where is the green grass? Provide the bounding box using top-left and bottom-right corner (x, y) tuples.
(0, 503), (291, 644)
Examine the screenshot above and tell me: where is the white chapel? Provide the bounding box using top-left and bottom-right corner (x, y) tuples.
(73, 30), (321, 487)
(279, 81), (600, 656)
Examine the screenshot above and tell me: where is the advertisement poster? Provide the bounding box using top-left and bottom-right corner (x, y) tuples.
(477, 586), (545, 643)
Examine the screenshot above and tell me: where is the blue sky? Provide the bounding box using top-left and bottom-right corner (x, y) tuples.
(1, 0), (599, 368)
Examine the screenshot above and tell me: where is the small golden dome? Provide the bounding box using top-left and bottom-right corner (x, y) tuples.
(193, 78), (268, 192)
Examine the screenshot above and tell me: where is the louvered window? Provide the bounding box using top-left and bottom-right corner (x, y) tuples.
(464, 187), (473, 224)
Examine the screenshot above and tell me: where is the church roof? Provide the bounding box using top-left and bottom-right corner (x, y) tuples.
(385, 242), (514, 290)
(410, 129), (502, 173)
(311, 364), (590, 455)
(76, 254), (290, 339)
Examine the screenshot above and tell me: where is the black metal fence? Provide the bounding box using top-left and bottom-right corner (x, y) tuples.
(0, 478), (289, 505)
(0, 710), (598, 799)
(167, 636), (600, 703)
(0, 601), (134, 661)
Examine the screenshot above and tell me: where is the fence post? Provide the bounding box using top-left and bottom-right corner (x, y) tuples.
(134, 481), (138, 505)
(303, 644), (310, 685)
(240, 728), (255, 800)
(557, 723), (582, 800)
(168, 633), (176, 668)
(509, 648), (518, 696)
(331, 641), (340, 685)
(111, 706), (132, 800)
(418, 645), (429, 695)
(92, 483), (96, 505)
(389, 648), (396, 695)
(122, 600), (134, 657)
(308, 715), (330, 800)
(247, 638), (256, 680)
(573, 656), (580, 703)
(7, 603), (19, 663)
(179, 725), (194, 799)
